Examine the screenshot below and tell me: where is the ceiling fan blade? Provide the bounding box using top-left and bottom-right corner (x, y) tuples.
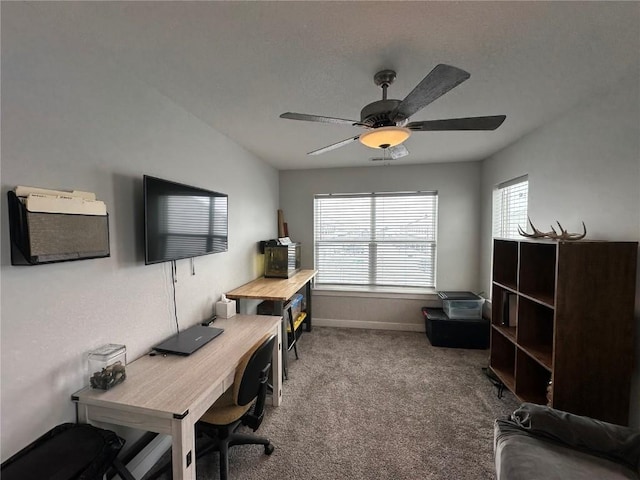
(391, 64), (470, 122)
(308, 135), (360, 155)
(280, 112), (362, 126)
(388, 144), (409, 159)
(407, 115), (506, 131)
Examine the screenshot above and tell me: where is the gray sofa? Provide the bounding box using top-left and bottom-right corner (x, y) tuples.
(494, 403), (640, 480)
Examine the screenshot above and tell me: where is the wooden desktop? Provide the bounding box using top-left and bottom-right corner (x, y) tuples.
(72, 314), (282, 480)
(226, 269), (317, 331)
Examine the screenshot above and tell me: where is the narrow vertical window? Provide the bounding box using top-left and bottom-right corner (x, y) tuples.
(492, 176), (528, 239)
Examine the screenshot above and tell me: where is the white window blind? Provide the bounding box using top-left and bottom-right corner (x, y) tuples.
(314, 191), (438, 288)
(492, 176), (528, 239)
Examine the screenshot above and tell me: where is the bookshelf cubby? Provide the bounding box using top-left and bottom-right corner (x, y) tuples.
(518, 241), (556, 306)
(490, 329), (515, 392)
(515, 349), (551, 406)
(489, 238), (638, 425)
(493, 239), (518, 289)
(516, 296), (553, 369)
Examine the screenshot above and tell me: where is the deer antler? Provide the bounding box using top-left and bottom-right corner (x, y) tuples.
(518, 218), (587, 241)
(547, 221), (587, 240)
(518, 217), (553, 238)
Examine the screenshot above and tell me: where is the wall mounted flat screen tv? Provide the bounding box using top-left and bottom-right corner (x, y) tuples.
(144, 175), (228, 265)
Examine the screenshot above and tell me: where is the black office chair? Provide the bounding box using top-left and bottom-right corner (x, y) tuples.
(196, 333), (276, 480)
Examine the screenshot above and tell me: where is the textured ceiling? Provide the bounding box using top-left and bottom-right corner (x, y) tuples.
(8, 1), (639, 170)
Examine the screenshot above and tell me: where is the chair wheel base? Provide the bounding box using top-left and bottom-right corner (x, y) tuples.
(265, 443), (275, 455)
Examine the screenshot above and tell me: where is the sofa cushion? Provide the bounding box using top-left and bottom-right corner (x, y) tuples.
(495, 419), (639, 480)
(510, 403), (640, 472)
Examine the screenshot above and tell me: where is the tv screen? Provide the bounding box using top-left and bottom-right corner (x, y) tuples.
(144, 175), (228, 265)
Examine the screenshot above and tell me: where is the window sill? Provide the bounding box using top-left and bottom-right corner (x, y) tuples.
(312, 285), (438, 301)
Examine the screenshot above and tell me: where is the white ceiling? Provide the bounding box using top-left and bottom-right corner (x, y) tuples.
(13, 1), (640, 170)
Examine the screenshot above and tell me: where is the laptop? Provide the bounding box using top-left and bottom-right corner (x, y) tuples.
(153, 325), (224, 356)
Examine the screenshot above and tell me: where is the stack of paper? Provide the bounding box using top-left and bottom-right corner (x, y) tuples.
(15, 186), (107, 216)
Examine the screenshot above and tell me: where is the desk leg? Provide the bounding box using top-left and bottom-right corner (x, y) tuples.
(271, 323), (282, 407)
(305, 280), (313, 332)
(171, 416), (196, 480)
(76, 402), (88, 424)
(275, 300), (289, 378)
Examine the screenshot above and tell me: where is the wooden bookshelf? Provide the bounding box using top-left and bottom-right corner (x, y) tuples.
(489, 238), (637, 426)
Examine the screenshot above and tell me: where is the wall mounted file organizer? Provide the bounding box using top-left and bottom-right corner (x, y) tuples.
(8, 190), (110, 265)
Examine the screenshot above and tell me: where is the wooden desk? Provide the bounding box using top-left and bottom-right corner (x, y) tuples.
(226, 270), (317, 377)
(72, 315), (282, 480)
(226, 269), (318, 331)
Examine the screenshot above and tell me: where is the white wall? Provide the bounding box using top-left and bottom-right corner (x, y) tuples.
(480, 70), (640, 426)
(0, 5), (278, 460)
(280, 162), (482, 328)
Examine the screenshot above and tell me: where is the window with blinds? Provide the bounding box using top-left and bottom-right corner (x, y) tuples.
(314, 191), (438, 288)
(492, 176), (528, 239)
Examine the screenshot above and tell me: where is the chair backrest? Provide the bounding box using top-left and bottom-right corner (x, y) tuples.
(233, 334), (276, 407)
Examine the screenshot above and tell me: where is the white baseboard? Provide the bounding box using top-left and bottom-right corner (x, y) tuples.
(114, 434), (172, 480)
(313, 317), (425, 332)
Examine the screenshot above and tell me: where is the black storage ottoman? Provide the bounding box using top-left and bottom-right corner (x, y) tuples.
(422, 307), (489, 349)
(1, 423), (128, 480)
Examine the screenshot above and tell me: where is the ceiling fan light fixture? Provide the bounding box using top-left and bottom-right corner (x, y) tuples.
(359, 126), (411, 149)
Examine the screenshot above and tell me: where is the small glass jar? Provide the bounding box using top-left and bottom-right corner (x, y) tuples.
(88, 344), (127, 390)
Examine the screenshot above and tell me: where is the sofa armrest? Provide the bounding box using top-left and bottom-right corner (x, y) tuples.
(510, 403), (640, 472)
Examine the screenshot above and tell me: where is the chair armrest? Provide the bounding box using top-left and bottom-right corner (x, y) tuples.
(510, 403), (640, 472)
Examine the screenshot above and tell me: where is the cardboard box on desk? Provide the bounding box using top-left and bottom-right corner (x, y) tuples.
(216, 298), (236, 318)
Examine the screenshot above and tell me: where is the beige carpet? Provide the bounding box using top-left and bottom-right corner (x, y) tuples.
(145, 326), (519, 480)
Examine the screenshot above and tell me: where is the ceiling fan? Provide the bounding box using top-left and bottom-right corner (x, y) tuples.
(280, 64), (506, 159)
